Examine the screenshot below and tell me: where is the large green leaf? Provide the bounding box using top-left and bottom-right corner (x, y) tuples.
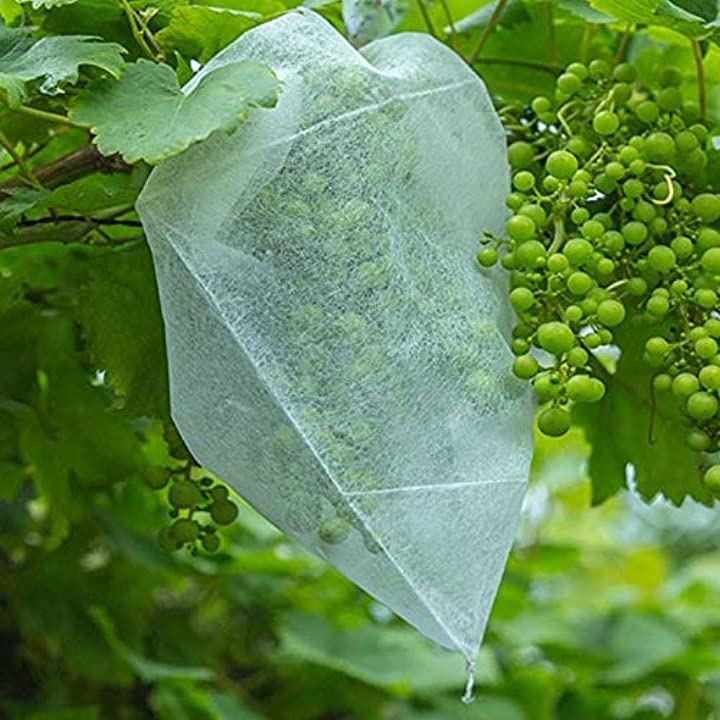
(75, 243), (169, 420)
(590, 0), (718, 39)
(278, 612), (499, 695)
(157, 6), (261, 63)
(575, 323), (713, 506)
(70, 58), (280, 163)
(0, 23), (125, 106)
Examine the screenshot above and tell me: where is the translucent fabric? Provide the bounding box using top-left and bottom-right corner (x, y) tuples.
(137, 9), (533, 662)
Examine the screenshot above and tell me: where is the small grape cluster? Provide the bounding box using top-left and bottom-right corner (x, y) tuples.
(476, 58), (720, 490)
(144, 465), (239, 553)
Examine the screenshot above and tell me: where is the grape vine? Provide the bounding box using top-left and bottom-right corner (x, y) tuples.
(477, 58), (720, 491)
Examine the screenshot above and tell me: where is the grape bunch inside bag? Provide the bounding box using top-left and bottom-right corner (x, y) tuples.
(138, 9), (532, 665)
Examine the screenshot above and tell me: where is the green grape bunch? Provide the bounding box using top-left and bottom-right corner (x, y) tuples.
(143, 465), (239, 554)
(476, 58), (720, 492)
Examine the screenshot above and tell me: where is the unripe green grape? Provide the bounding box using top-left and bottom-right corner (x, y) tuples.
(158, 527), (179, 552)
(564, 238), (593, 266)
(705, 318), (720, 337)
(513, 354), (539, 379)
(547, 253), (569, 272)
(169, 479), (203, 509)
(603, 231), (624, 254)
(567, 271), (594, 296)
(687, 391), (719, 421)
(543, 176), (560, 192)
(671, 279), (688, 296)
(675, 130), (699, 153)
(546, 150), (578, 179)
(519, 203), (546, 228)
(605, 161), (625, 180)
(513, 171), (535, 191)
(564, 304), (583, 323)
(695, 337), (719, 359)
(703, 465), (720, 491)
(571, 207), (590, 226)
(210, 485), (229, 501)
(567, 374), (606, 403)
(701, 248), (720, 274)
(649, 218), (668, 236)
(566, 346), (588, 366)
(611, 62), (635, 81)
(593, 110), (619, 136)
(171, 518), (199, 544)
(567, 62), (588, 79)
(510, 287), (535, 312)
(538, 407), (571, 437)
(513, 323), (533, 339)
(511, 338), (530, 355)
(210, 499), (239, 525)
(589, 59), (610, 78)
(581, 220), (604, 240)
(690, 123), (708, 142)
(477, 247), (498, 267)
(318, 517), (351, 544)
(612, 82), (632, 104)
(144, 467), (169, 490)
(580, 298), (598, 316)
(557, 72), (581, 95)
(533, 372), (561, 401)
(636, 100), (659, 124)
(629, 277), (648, 296)
(568, 180), (589, 198)
(645, 132), (675, 162)
(646, 336), (670, 358)
(597, 299), (625, 327)
(506, 192), (526, 211)
(537, 321), (576, 355)
(672, 372), (699, 398)
(501, 253), (516, 270)
(689, 326), (708, 341)
(619, 146), (640, 165)
(507, 214), (536, 241)
(699, 365), (720, 390)
(695, 288), (718, 309)
(687, 429), (711, 451)
(575, 169), (593, 184)
(647, 245), (676, 273)
(584, 332), (601, 349)
(653, 373), (672, 392)
(670, 235), (693, 260)
(201, 533), (220, 552)
(508, 141), (535, 169)
(515, 240), (546, 268)
(531, 95), (552, 115)
(646, 294), (670, 317)
(622, 221), (648, 245)
(566, 136), (588, 157)
(623, 179), (645, 199)
(633, 201), (656, 224)
(657, 87), (682, 111)
(697, 227), (720, 252)
(692, 194), (720, 223)
(596, 258), (615, 275)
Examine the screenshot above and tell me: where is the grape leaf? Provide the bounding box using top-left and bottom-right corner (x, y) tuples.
(574, 324), (713, 506)
(70, 59), (280, 164)
(590, 0), (717, 39)
(157, 6), (262, 63)
(0, 23), (125, 106)
(19, 0), (77, 8)
(75, 244), (170, 420)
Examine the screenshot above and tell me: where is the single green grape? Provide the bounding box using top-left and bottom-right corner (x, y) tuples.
(687, 392), (719, 421)
(566, 375), (605, 403)
(546, 150), (578, 180)
(537, 322), (575, 355)
(597, 299), (625, 327)
(169, 479), (203, 509)
(538, 407), (571, 437)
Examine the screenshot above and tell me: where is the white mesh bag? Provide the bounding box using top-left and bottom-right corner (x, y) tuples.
(137, 8), (532, 669)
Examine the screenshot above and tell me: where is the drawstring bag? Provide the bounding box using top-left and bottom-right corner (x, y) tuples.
(138, 8), (532, 693)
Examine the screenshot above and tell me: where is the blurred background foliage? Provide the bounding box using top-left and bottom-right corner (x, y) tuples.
(2, 0), (720, 718)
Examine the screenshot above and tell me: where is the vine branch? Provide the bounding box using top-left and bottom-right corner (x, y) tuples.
(691, 39), (707, 122)
(468, 0), (509, 65)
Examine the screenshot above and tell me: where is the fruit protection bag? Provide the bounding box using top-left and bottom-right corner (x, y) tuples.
(138, 8), (533, 667)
